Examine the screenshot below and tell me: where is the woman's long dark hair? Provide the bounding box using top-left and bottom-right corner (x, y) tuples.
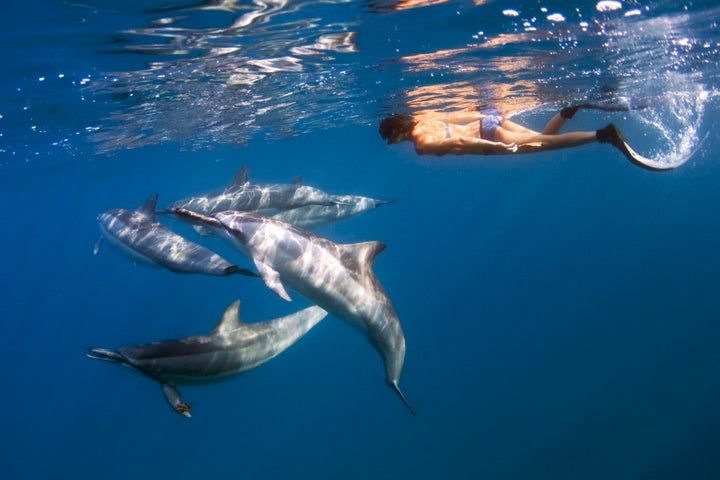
(378, 114), (415, 141)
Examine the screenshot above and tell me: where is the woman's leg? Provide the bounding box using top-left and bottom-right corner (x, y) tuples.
(494, 126), (597, 150)
(499, 118), (539, 134)
(542, 113), (567, 134)
(542, 106), (580, 134)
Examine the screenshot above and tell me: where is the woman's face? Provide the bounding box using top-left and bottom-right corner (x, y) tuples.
(386, 131), (407, 144)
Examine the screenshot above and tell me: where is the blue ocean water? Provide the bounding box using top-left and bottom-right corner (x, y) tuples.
(2, 0), (720, 478)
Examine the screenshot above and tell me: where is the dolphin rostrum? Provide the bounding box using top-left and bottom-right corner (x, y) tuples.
(174, 208), (416, 415)
(88, 300), (328, 417)
(95, 193), (255, 277)
(165, 166), (391, 229)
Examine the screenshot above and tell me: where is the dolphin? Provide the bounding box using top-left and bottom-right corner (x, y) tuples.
(88, 300), (328, 417)
(165, 166), (391, 229)
(95, 193), (255, 277)
(174, 208), (416, 415)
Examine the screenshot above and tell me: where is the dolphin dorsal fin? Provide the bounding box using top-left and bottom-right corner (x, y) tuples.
(343, 241), (386, 268)
(228, 166), (249, 188)
(291, 176), (303, 185)
(137, 193), (159, 220)
(212, 300), (243, 335)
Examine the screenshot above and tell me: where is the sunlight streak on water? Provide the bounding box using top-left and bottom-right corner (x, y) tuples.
(86, 0), (363, 153)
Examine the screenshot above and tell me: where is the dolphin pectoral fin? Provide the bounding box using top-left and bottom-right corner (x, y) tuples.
(93, 237), (104, 255)
(389, 381), (418, 417)
(161, 383), (192, 418)
(255, 260), (292, 301)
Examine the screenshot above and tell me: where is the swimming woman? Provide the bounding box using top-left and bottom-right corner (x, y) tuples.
(379, 105), (639, 165)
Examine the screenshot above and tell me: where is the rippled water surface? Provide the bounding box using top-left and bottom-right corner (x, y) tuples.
(2, 1), (720, 479)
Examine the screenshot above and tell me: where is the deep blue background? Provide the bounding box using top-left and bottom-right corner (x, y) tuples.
(2, 1), (720, 479)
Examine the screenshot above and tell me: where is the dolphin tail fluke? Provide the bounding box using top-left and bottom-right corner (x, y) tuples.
(87, 348), (125, 363)
(390, 381), (418, 417)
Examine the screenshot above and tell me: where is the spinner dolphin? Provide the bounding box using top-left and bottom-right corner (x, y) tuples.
(95, 193), (254, 276)
(88, 300), (328, 417)
(166, 166), (391, 229)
